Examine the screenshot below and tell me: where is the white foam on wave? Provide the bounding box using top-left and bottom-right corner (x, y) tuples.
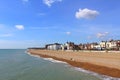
(43, 58), (67, 64)
(27, 52), (67, 64)
(27, 52), (41, 58)
(73, 67), (120, 80)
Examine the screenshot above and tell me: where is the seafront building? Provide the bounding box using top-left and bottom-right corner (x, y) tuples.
(99, 40), (120, 50)
(45, 40), (120, 51)
(45, 43), (62, 50)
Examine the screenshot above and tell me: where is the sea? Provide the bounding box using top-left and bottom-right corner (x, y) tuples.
(0, 49), (119, 80)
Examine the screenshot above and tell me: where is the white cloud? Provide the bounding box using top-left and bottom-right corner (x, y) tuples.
(96, 32), (109, 38)
(15, 25), (24, 30)
(0, 33), (13, 37)
(66, 31), (71, 35)
(0, 24), (4, 29)
(75, 8), (99, 19)
(43, 0), (62, 7)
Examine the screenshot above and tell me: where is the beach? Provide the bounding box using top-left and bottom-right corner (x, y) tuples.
(28, 49), (120, 78)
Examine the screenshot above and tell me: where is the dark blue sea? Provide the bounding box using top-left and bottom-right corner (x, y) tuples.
(0, 49), (119, 80)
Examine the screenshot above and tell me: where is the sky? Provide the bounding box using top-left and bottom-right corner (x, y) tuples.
(0, 0), (120, 49)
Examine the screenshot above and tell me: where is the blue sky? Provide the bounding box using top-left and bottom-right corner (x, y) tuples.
(0, 0), (120, 49)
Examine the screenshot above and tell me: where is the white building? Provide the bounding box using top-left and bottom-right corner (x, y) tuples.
(65, 43), (70, 50)
(94, 45), (101, 50)
(46, 43), (62, 50)
(106, 40), (117, 49)
(65, 42), (74, 50)
(60, 42), (75, 50)
(90, 43), (99, 49)
(99, 40), (117, 49)
(100, 41), (106, 49)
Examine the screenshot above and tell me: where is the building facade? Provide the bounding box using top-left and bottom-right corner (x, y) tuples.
(46, 43), (62, 50)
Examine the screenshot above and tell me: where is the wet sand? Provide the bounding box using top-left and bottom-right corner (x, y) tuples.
(28, 49), (120, 78)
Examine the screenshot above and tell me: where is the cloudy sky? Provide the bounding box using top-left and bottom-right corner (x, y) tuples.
(0, 0), (120, 48)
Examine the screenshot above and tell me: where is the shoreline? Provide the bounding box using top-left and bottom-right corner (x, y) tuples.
(28, 49), (120, 78)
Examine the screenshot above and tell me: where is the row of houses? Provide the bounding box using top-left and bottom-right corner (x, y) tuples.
(45, 40), (120, 51)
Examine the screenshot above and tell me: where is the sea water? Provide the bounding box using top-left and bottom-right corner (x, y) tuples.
(0, 49), (119, 80)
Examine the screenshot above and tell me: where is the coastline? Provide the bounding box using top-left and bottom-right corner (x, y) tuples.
(28, 49), (120, 78)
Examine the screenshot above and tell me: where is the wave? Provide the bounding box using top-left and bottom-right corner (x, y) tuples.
(27, 52), (41, 58)
(27, 52), (67, 64)
(42, 58), (67, 64)
(73, 67), (120, 80)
